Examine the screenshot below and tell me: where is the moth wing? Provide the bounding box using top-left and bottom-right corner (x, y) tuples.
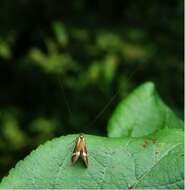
(81, 144), (88, 167)
(71, 151), (80, 164)
(71, 137), (81, 164)
(81, 154), (88, 167)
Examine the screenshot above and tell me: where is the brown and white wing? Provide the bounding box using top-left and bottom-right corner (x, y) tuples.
(71, 150), (80, 164)
(81, 144), (88, 167)
(71, 137), (81, 164)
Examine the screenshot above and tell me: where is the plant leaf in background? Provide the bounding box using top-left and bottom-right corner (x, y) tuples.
(108, 82), (183, 137)
(0, 82), (183, 189)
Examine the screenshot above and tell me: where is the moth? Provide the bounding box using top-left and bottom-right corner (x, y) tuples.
(71, 133), (88, 167)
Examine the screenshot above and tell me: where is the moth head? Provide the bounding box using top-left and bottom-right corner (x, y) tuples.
(79, 133), (84, 139)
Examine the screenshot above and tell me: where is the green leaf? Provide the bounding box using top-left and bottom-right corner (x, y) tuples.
(0, 129), (183, 189)
(0, 82), (183, 189)
(52, 22), (68, 46)
(107, 82), (183, 138)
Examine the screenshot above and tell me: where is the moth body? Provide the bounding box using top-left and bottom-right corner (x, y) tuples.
(71, 134), (88, 167)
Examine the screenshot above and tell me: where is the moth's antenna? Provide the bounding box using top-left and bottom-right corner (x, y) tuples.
(58, 76), (72, 115)
(88, 64), (143, 128)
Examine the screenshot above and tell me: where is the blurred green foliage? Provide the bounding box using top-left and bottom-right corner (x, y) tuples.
(0, 0), (183, 179)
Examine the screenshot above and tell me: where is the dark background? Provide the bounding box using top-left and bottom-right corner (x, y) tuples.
(0, 0), (183, 179)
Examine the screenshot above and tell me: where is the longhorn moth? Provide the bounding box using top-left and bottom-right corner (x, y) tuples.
(71, 133), (88, 167)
